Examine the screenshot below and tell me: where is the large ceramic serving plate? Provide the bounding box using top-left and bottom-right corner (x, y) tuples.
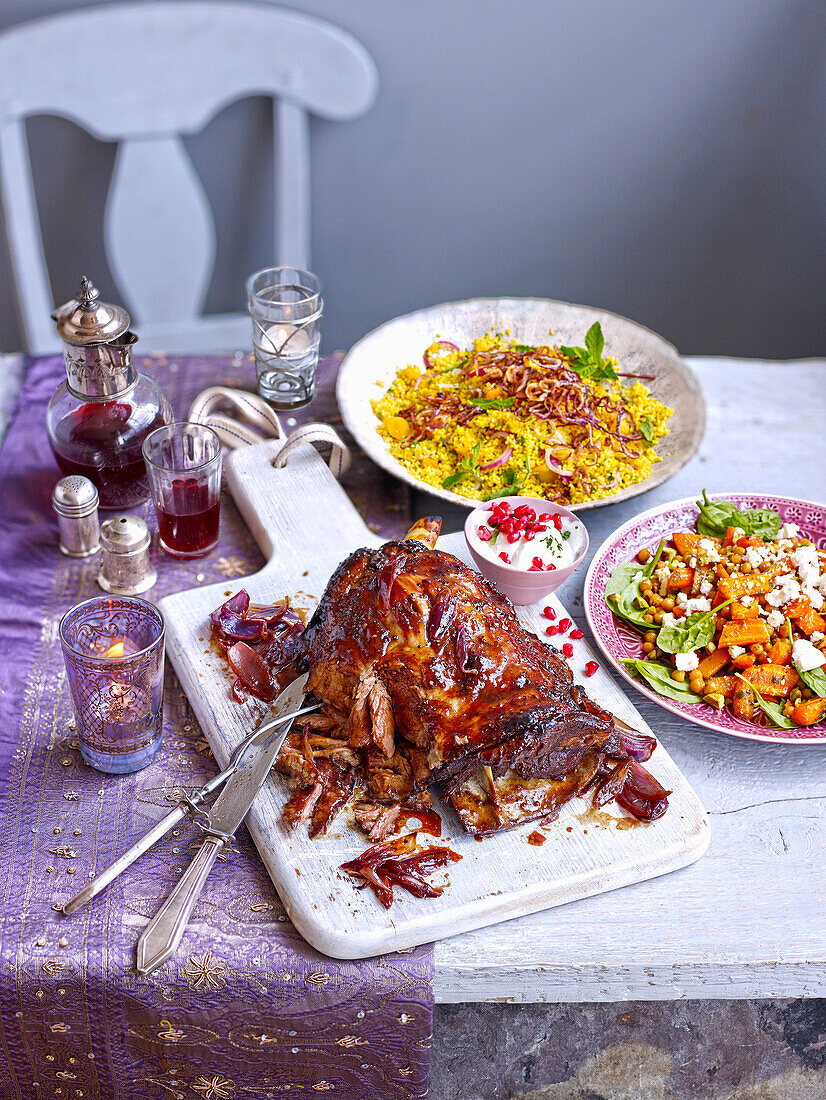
(159, 440), (709, 959)
(337, 297), (706, 511)
(584, 492), (826, 744)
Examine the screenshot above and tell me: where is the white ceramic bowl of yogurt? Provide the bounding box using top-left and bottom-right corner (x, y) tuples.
(464, 496), (589, 605)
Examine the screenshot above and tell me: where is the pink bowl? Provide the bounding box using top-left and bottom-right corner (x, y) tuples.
(463, 496), (589, 605)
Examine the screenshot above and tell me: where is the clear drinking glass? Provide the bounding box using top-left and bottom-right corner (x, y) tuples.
(60, 596), (165, 773)
(247, 266), (322, 408)
(142, 423), (222, 559)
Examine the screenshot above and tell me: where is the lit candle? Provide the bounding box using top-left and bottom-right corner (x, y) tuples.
(259, 323), (312, 359)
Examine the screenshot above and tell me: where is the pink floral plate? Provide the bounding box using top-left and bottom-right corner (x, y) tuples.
(584, 492), (826, 744)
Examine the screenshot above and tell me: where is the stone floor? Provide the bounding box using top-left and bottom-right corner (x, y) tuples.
(430, 1001), (826, 1099)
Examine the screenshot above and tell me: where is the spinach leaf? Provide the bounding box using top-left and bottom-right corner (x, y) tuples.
(799, 664), (826, 696)
(604, 539), (665, 629)
(657, 598), (734, 655)
(638, 416), (654, 442)
(468, 397), (515, 411)
(442, 441), (482, 489)
(559, 322), (619, 382)
(736, 674), (797, 728)
(695, 489), (781, 541)
(622, 659), (703, 704)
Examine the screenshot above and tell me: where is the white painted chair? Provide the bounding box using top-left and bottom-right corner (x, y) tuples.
(0, 2), (378, 354)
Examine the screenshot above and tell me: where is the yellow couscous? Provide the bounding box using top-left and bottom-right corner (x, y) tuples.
(372, 327), (672, 505)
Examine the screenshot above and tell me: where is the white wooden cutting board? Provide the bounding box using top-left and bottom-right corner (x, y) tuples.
(159, 440), (709, 959)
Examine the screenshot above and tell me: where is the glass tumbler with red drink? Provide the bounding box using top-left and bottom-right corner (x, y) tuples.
(143, 423), (222, 559)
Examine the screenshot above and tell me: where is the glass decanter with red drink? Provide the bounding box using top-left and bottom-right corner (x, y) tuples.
(46, 277), (172, 509)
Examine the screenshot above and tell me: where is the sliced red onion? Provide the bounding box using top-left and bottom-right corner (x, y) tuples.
(250, 600), (289, 625)
(211, 590), (249, 623)
(618, 730), (656, 762)
(213, 612), (266, 643)
(423, 340), (460, 371)
(542, 448), (575, 479)
(480, 446), (513, 471)
(616, 788), (668, 820)
(227, 641), (275, 702)
(626, 760), (671, 801)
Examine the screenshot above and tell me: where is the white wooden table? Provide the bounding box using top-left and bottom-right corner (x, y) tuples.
(431, 356), (826, 1004)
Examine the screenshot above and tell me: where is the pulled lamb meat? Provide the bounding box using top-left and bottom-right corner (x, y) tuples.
(212, 516), (670, 852)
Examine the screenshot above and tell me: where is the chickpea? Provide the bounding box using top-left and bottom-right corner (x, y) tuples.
(642, 641), (655, 654)
(690, 675), (706, 694)
(637, 547), (651, 564)
(802, 687), (814, 701)
(644, 631), (658, 644)
(661, 597), (675, 611)
(652, 610), (665, 625)
(671, 669), (686, 683)
(715, 616), (726, 631)
(790, 688), (802, 704)
(643, 611), (655, 624)
(752, 644), (766, 658)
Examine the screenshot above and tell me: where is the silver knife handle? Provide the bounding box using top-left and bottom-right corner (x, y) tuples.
(135, 835), (225, 975)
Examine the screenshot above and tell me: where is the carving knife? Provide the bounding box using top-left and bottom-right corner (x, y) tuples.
(135, 673), (309, 975)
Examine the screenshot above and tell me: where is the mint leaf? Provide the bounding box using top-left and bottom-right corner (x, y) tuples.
(469, 397), (514, 411)
(560, 323), (618, 382)
(638, 416), (654, 442)
(442, 440), (483, 489)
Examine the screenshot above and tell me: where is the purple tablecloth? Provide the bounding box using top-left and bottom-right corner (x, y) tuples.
(0, 353), (433, 1099)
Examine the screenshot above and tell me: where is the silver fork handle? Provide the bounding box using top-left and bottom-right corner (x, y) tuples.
(135, 834), (225, 975)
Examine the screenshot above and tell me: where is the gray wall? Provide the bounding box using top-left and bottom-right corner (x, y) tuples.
(1, 0), (824, 359)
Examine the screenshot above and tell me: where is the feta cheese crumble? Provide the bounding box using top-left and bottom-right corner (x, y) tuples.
(792, 545), (821, 586)
(729, 645), (745, 658)
(766, 609), (785, 630)
(675, 651), (700, 672)
(792, 638), (826, 673)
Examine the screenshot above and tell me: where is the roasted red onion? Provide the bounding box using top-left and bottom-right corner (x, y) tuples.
(423, 340), (460, 370)
(227, 641), (275, 702)
(618, 729), (657, 762)
(427, 599), (455, 646)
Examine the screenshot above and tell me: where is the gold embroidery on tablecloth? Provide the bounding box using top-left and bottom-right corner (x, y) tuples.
(181, 951), (228, 991)
(214, 556), (250, 578)
(191, 1074), (236, 1098)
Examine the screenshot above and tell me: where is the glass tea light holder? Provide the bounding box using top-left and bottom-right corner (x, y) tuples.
(143, 422), (222, 559)
(59, 596), (165, 774)
(247, 266), (323, 409)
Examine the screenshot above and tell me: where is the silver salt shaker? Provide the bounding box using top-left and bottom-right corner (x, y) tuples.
(97, 514), (157, 595)
(52, 476), (100, 557)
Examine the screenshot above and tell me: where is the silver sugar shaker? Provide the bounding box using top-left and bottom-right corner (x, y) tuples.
(52, 476), (100, 557)
(97, 514), (157, 595)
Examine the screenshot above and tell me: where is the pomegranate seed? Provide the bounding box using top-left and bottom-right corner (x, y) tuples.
(507, 532), (520, 544)
(562, 642), (574, 658)
(559, 618), (572, 632)
(539, 512), (553, 522)
(552, 513), (563, 530)
(533, 524), (548, 534)
(498, 502), (512, 515)
(514, 504), (530, 517)
(524, 531), (536, 542)
(570, 629), (584, 640)
(499, 552), (511, 564)
(477, 525), (492, 542)
(542, 606), (557, 620)
(545, 562), (556, 571)
(584, 661), (599, 677)
(546, 625), (559, 636)
(528, 565), (542, 571)
(532, 556), (544, 569)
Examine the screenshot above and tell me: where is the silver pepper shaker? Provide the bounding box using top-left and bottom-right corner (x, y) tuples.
(97, 514), (157, 595)
(52, 476), (100, 557)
